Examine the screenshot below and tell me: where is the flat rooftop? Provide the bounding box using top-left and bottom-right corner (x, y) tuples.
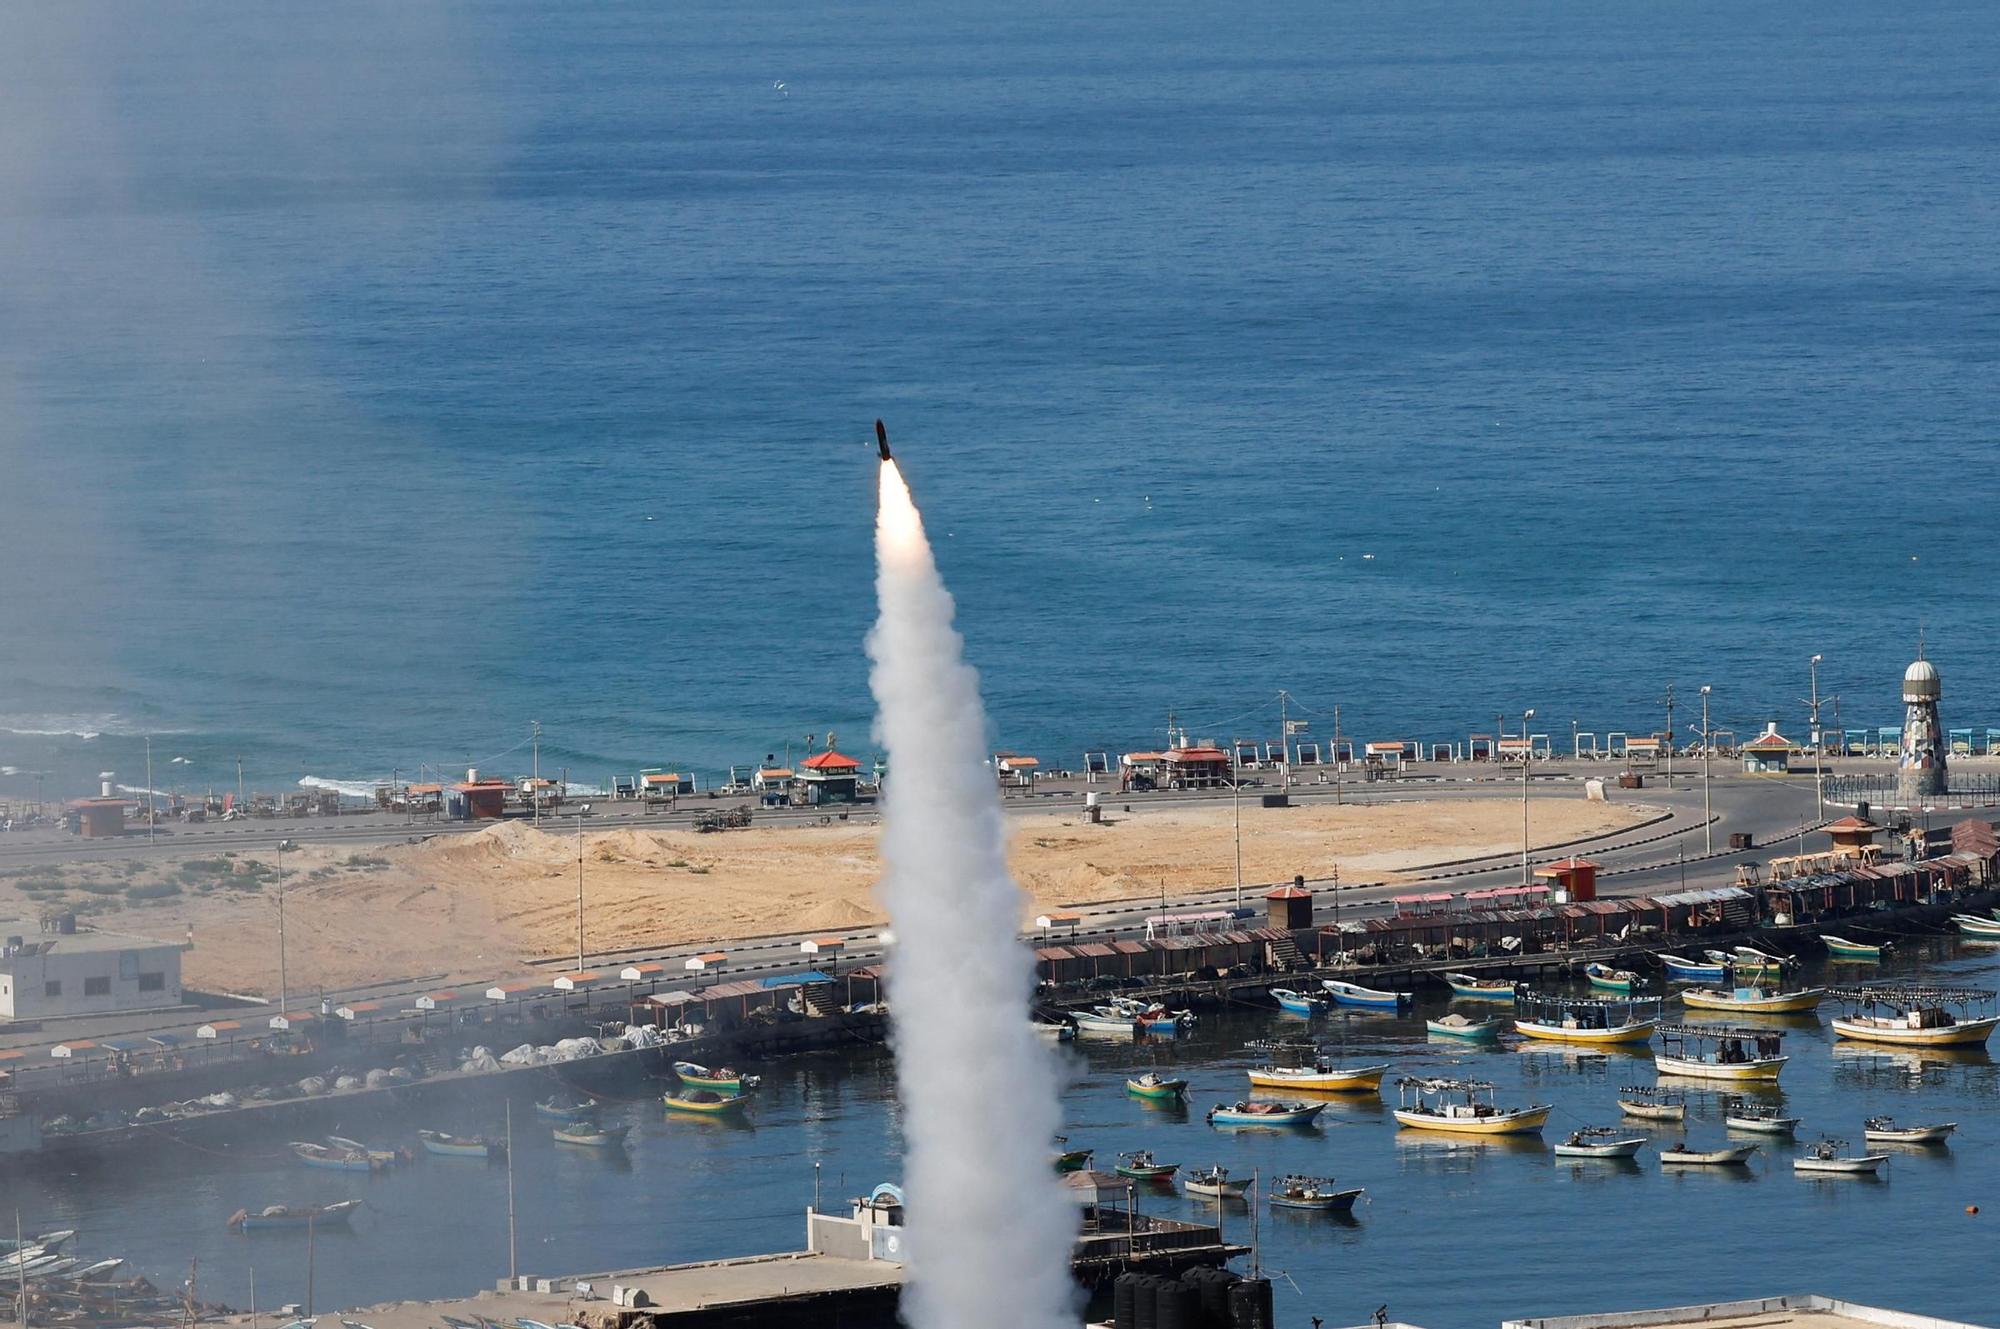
(0, 923), (179, 957)
(1505, 1295), (1986, 1329)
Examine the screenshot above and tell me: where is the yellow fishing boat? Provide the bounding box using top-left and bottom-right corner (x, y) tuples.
(1680, 985), (1825, 1014)
(1512, 991), (1660, 1045)
(663, 1088), (752, 1115)
(1828, 983), (1999, 1048)
(1653, 1023), (1788, 1082)
(1391, 1076), (1550, 1135)
(1244, 1035), (1387, 1093)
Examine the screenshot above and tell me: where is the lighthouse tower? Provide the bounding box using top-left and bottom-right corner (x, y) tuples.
(1896, 650), (1946, 805)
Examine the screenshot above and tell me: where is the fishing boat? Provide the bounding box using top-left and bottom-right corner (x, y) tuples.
(1244, 1036), (1388, 1093)
(290, 1141), (383, 1173)
(1731, 946), (1795, 976)
(1654, 1023), (1788, 1082)
(1512, 991), (1661, 1045)
(1658, 953), (1727, 983)
(1183, 1165), (1253, 1199)
(1951, 914), (2000, 939)
(672, 1061), (760, 1092)
(1124, 1072), (1188, 1101)
(1051, 1139), (1092, 1172)
(553, 1121), (630, 1148)
(1113, 1150), (1179, 1181)
(1321, 978), (1411, 1011)
(1392, 1076), (1550, 1135)
(1553, 1128), (1646, 1159)
(1584, 962), (1640, 993)
(1426, 1013), (1506, 1041)
(1616, 1087), (1686, 1121)
(1863, 1117), (1955, 1145)
(1268, 1175), (1363, 1211)
(1099, 997), (1196, 1033)
(1829, 983), (2000, 1047)
(1030, 1019), (1077, 1042)
(534, 1095), (599, 1121)
(1679, 985), (1825, 1014)
(326, 1135), (403, 1168)
(1724, 1105), (1799, 1136)
(1207, 1100), (1326, 1128)
(1270, 987), (1329, 1016)
(0, 1232), (74, 1257)
(663, 1088), (750, 1115)
(1821, 935), (1889, 960)
(1659, 1142), (1758, 1166)
(1073, 1010), (1141, 1036)
(1443, 972), (1517, 1002)
(1793, 1137), (1886, 1175)
(418, 1129), (504, 1159)
(228, 1200), (362, 1232)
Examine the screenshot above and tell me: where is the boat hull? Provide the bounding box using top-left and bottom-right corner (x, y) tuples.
(1185, 1180), (1253, 1199)
(1392, 1105), (1550, 1135)
(422, 1141), (497, 1158)
(1210, 1105), (1326, 1128)
(1952, 916), (2000, 938)
(1585, 967), (1637, 993)
(1680, 987), (1824, 1013)
(1322, 982), (1410, 1010)
(1115, 1166), (1179, 1180)
(1864, 1124), (1955, 1144)
(1831, 1015), (2000, 1047)
(1795, 1156), (1885, 1174)
(1514, 1018), (1657, 1045)
(1659, 956), (1727, 982)
(1444, 974), (1516, 1002)
(1426, 1019), (1504, 1040)
(663, 1095), (748, 1115)
(1246, 1066), (1387, 1093)
(1270, 1189), (1362, 1211)
(1554, 1139), (1645, 1159)
(1125, 1079), (1187, 1100)
(1617, 1101), (1686, 1121)
(1660, 1147), (1756, 1166)
(1655, 1053), (1788, 1082)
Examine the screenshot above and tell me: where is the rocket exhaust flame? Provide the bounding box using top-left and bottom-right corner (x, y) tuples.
(867, 438), (1079, 1329)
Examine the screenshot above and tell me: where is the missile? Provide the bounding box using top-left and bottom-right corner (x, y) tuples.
(875, 419), (893, 461)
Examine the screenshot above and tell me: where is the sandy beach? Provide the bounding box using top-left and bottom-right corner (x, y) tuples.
(0, 797), (1645, 994)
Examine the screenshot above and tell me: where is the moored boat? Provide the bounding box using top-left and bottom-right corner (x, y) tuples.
(1125, 1072), (1188, 1101)
(1244, 1036), (1388, 1093)
(1512, 991), (1661, 1045)
(228, 1200), (362, 1231)
(534, 1095), (599, 1121)
(1443, 972), (1517, 1002)
(1793, 1137), (1886, 1174)
(1658, 953), (1727, 983)
(1616, 1087), (1687, 1121)
(1051, 1139), (1093, 1172)
(1321, 979), (1411, 1011)
(1730, 946), (1794, 976)
(1862, 1116), (1955, 1145)
(1822, 934), (1889, 960)
(1207, 1100), (1326, 1128)
(1392, 1076), (1549, 1135)
(325, 1135), (403, 1168)
(1267, 1175), (1363, 1212)
(1679, 985), (1825, 1014)
(418, 1129), (504, 1159)
(1426, 1013), (1506, 1041)
(1113, 1150), (1179, 1181)
(1584, 962), (1640, 993)
(1654, 1023), (1788, 1082)
(1950, 914), (2000, 939)
(1183, 1165), (1253, 1199)
(553, 1121), (630, 1148)
(1073, 1010), (1141, 1036)
(1659, 1142), (1757, 1166)
(663, 1088), (750, 1115)
(1829, 983), (2000, 1047)
(1553, 1128), (1646, 1159)
(1724, 1105), (1799, 1136)
(673, 1061), (760, 1092)
(1270, 987), (1329, 1016)
(290, 1142), (383, 1173)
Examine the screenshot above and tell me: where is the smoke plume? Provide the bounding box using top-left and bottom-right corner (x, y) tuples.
(868, 459), (1079, 1329)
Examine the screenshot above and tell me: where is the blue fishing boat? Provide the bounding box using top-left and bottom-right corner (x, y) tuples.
(1270, 987), (1328, 1016)
(1321, 979), (1411, 1011)
(419, 1130), (505, 1160)
(1658, 953), (1727, 983)
(1444, 972), (1517, 1002)
(228, 1200), (362, 1231)
(1207, 1100), (1326, 1129)
(290, 1142), (381, 1173)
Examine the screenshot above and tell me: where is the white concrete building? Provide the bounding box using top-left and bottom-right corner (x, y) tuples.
(0, 921), (183, 1021)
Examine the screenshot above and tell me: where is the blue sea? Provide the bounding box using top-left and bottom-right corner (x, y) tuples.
(4, 0), (1998, 802)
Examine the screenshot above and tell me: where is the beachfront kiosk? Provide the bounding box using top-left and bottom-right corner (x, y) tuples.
(1533, 857), (1599, 903)
(797, 749), (862, 804)
(1739, 725), (1797, 774)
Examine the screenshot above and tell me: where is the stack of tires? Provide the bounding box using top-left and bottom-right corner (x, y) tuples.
(1112, 1270), (1275, 1329)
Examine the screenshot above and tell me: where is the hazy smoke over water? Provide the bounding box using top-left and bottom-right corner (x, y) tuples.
(868, 459), (1079, 1329)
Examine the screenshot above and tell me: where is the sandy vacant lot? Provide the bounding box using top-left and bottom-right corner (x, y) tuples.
(0, 796), (1645, 995)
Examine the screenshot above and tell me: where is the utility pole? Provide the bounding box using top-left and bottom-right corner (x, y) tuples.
(236, 754), (245, 811)
(1521, 708), (1536, 885)
(532, 720), (542, 827)
(506, 1099), (517, 1281)
(1278, 690), (1292, 787)
(1805, 655), (1830, 820)
(145, 735), (156, 847)
(576, 813), (586, 972)
(1698, 686), (1714, 854)
(1333, 704), (1343, 804)
(1231, 764), (1243, 910)
(276, 839), (296, 1015)
(1662, 685), (1676, 787)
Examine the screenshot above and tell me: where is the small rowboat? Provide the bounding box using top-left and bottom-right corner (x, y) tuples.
(1427, 1013), (1505, 1041)
(1125, 1073), (1188, 1101)
(1680, 986), (1825, 1014)
(1114, 1151), (1179, 1181)
(673, 1061), (760, 1093)
(1794, 1138), (1886, 1174)
(1951, 914), (2000, 939)
(553, 1121), (630, 1148)
(1725, 1108), (1799, 1136)
(1729, 947), (1793, 976)
(1322, 979), (1411, 1011)
(1444, 972), (1517, 1002)
(1822, 935), (1888, 960)
(663, 1089), (750, 1115)
(419, 1130), (504, 1159)
(1268, 1175), (1363, 1212)
(1073, 1011), (1140, 1036)
(228, 1200), (362, 1232)
(0, 1233), (73, 1257)
(534, 1096), (599, 1121)
(1585, 963), (1640, 994)
(1554, 1128), (1646, 1159)
(1659, 1143), (1757, 1166)
(326, 1135), (403, 1168)
(1183, 1165), (1252, 1199)
(1270, 987), (1329, 1016)
(1617, 1089), (1686, 1122)
(1207, 1100), (1326, 1128)
(290, 1142), (383, 1173)
(1863, 1117), (1955, 1145)
(1658, 953), (1727, 983)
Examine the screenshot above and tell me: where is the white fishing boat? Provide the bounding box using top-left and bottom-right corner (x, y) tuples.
(1072, 1010), (1140, 1036)
(1658, 1142), (1757, 1166)
(1392, 1076), (1549, 1135)
(1321, 978), (1411, 1011)
(1862, 1117), (1955, 1145)
(1267, 1174), (1364, 1211)
(1793, 1137), (1886, 1175)
(1731, 945), (1795, 976)
(1443, 972), (1517, 1002)
(1616, 1086), (1687, 1121)
(1658, 953), (1728, 982)
(1654, 1023), (1788, 1082)
(1951, 913), (2000, 939)
(1724, 1105), (1799, 1136)
(1679, 985), (1825, 1014)
(1183, 1165), (1253, 1199)
(1553, 1127), (1646, 1159)
(1829, 983), (2000, 1047)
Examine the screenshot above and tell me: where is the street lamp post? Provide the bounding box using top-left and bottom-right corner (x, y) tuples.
(1808, 655), (1826, 819)
(1521, 708), (1536, 886)
(575, 813), (586, 972)
(1698, 686), (1713, 855)
(1231, 759), (1243, 911)
(276, 838), (297, 1014)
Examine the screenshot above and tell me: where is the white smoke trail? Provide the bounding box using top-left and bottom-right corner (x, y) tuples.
(868, 460), (1079, 1329)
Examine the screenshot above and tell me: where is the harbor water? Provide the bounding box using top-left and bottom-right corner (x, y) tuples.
(11, 942), (2000, 1327)
(7, 0), (2000, 800)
